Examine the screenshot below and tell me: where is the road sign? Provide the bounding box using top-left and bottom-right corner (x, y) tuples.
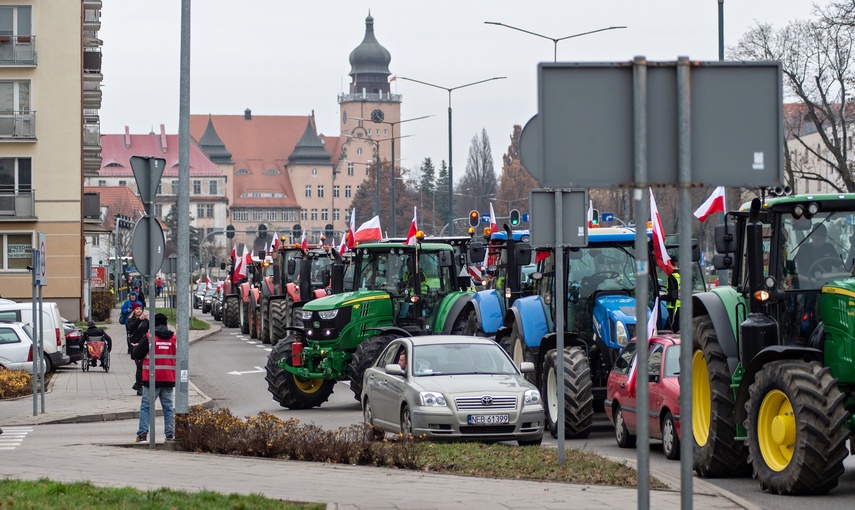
(34, 232), (46, 286)
(522, 61), (783, 187)
(480, 214), (490, 223)
(602, 212), (615, 222)
(522, 213), (529, 222)
(129, 156), (166, 213)
(91, 267), (106, 287)
(529, 189), (587, 247)
(131, 217), (165, 276)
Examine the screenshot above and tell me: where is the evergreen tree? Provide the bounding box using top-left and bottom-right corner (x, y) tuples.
(434, 160), (450, 234)
(163, 205), (200, 257)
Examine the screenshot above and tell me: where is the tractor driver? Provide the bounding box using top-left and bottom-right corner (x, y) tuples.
(795, 223), (843, 284)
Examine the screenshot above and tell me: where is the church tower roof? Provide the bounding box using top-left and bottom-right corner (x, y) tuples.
(288, 117), (332, 165)
(348, 13), (391, 95)
(198, 114), (233, 164)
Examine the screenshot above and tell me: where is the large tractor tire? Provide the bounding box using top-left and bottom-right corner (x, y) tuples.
(692, 315), (750, 477)
(461, 308), (479, 336)
(260, 302), (271, 344)
(541, 346), (593, 439)
(265, 336), (335, 409)
(223, 296), (240, 328)
(745, 360), (849, 495)
(240, 301), (250, 334)
(292, 305), (304, 330)
(249, 303), (259, 339)
(348, 334), (396, 401)
(449, 312), (467, 335)
(269, 300), (287, 345)
(506, 320), (535, 384)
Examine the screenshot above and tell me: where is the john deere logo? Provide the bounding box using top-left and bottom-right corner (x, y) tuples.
(313, 321), (320, 328)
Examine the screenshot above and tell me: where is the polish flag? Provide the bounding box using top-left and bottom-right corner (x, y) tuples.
(205, 274), (211, 286)
(270, 236), (280, 252)
(300, 230), (308, 251)
(236, 245), (251, 279)
(346, 208), (356, 250)
(354, 215), (382, 243)
(650, 189), (673, 276)
(406, 206), (418, 245)
(389, 75), (397, 82)
(488, 203), (498, 233)
(587, 200), (594, 227)
(627, 298), (660, 398)
(230, 245), (237, 262)
(694, 186), (726, 222)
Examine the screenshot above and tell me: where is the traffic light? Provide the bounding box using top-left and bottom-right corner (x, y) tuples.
(591, 209), (599, 226)
(469, 210), (480, 227)
(292, 224), (302, 242)
(325, 223), (334, 240)
(509, 209), (521, 226)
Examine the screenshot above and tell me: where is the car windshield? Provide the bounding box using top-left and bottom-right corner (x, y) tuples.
(412, 343), (518, 376)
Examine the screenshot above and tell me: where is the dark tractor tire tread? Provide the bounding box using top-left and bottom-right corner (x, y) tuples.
(240, 301), (250, 334)
(269, 300), (288, 346)
(692, 315), (750, 478)
(348, 334), (397, 401)
(450, 313), (467, 335)
(462, 308), (479, 336)
(745, 360), (849, 495)
(223, 296), (240, 328)
(264, 336), (335, 409)
(542, 347), (594, 439)
(292, 305), (304, 330)
(249, 304), (259, 339)
(260, 302), (271, 344)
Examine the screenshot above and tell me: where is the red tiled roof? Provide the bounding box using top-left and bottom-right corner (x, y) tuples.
(84, 186), (145, 229)
(99, 131), (222, 177)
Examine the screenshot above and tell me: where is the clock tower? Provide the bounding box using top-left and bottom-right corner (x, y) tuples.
(338, 13), (401, 166)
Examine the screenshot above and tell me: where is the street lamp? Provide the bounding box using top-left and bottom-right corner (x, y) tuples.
(484, 22), (627, 62)
(353, 115), (432, 236)
(397, 76), (506, 235)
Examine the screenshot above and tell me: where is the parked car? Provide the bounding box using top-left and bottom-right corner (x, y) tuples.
(361, 336), (544, 446)
(0, 301), (70, 372)
(210, 287), (224, 321)
(604, 334), (682, 460)
(0, 322), (44, 374)
(193, 283), (208, 309)
(201, 288), (216, 314)
(65, 326), (83, 364)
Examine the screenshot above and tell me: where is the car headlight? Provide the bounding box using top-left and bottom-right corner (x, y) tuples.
(524, 389), (542, 406)
(318, 309), (339, 320)
(301, 309), (314, 320)
(419, 392), (447, 407)
(615, 321), (629, 347)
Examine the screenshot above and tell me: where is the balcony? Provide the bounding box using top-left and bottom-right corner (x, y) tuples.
(83, 50), (101, 72)
(0, 35), (36, 65)
(83, 121), (102, 177)
(0, 111), (35, 139)
(83, 81), (102, 109)
(83, 10), (101, 32)
(0, 188), (36, 220)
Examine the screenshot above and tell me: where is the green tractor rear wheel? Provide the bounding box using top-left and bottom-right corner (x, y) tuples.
(265, 336), (335, 409)
(746, 360), (848, 495)
(692, 315), (750, 477)
(348, 334), (397, 401)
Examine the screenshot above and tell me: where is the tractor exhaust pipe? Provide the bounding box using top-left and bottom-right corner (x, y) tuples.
(740, 197), (778, 364)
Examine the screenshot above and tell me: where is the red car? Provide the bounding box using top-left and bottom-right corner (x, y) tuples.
(604, 334), (682, 460)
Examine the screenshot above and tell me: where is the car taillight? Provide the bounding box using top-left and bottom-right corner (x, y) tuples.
(28, 344), (33, 362)
(56, 328), (61, 346)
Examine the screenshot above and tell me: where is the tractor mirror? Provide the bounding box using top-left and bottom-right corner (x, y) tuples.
(568, 248), (584, 260)
(714, 223), (738, 253)
(713, 253), (734, 270)
(514, 243), (532, 265)
(287, 259), (296, 275)
(438, 251), (453, 267)
(468, 242), (486, 263)
(321, 268), (331, 284)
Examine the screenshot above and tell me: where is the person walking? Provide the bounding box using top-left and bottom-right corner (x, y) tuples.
(119, 290), (142, 326)
(82, 320), (113, 367)
(126, 304), (148, 395)
(133, 313), (176, 443)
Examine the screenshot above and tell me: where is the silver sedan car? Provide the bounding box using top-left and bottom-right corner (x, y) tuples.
(361, 335), (544, 446)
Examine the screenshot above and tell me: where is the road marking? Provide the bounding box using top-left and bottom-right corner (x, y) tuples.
(246, 341), (258, 345)
(264, 348), (272, 352)
(0, 427), (32, 450)
(227, 366), (265, 375)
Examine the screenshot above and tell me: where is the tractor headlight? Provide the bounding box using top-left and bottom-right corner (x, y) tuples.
(301, 309), (313, 320)
(419, 392), (447, 407)
(318, 310), (339, 320)
(524, 389), (542, 406)
(615, 321), (629, 346)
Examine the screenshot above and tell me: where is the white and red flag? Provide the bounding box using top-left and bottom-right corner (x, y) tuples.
(406, 206), (419, 245)
(230, 245), (237, 262)
(300, 230), (308, 251)
(694, 186), (726, 222)
(587, 200), (594, 227)
(205, 274), (211, 286)
(236, 245), (251, 279)
(489, 203), (498, 233)
(270, 235), (280, 252)
(649, 189), (673, 276)
(340, 208), (356, 251)
(627, 298), (660, 398)
(354, 215), (382, 243)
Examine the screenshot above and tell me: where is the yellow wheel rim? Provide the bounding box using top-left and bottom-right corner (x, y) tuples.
(692, 349), (711, 446)
(293, 375), (324, 394)
(757, 389), (795, 472)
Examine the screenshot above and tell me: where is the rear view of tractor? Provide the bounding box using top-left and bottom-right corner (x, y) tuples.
(692, 194), (855, 495)
(265, 240), (474, 409)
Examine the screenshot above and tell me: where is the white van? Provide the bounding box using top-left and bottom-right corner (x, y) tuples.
(0, 302), (70, 372)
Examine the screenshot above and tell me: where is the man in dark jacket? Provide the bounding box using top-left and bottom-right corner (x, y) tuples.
(82, 321), (112, 367)
(132, 313), (176, 443)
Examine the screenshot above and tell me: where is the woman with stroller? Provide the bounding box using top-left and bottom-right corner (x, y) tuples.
(126, 303), (148, 395)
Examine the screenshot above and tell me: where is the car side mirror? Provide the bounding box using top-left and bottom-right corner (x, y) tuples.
(385, 364), (404, 376)
(520, 361), (535, 373)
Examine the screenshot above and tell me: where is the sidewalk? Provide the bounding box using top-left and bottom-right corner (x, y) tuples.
(0, 307), (216, 426)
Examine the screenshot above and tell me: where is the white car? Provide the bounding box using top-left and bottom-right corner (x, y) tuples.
(0, 322), (44, 374)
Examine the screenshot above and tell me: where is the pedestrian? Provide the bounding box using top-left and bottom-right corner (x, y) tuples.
(133, 313), (176, 443)
(155, 276), (163, 297)
(119, 290), (142, 325)
(134, 285), (146, 308)
(126, 304), (148, 395)
(82, 320), (113, 367)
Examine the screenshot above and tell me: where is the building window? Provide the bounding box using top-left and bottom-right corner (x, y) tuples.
(154, 203), (162, 217)
(356, 148), (363, 156)
(193, 180), (201, 194)
(0, 157), (31, 194)
(366, 164), (370, 176)
(333, 208), (340, 221)
(0, 6), (31, 38)
(97, 180), (106, 186)
(267, 209), (276, 221)
(90, 235), (100, 247)
(305, 185), (311, 198)
(118, 180), (126, 187)
(345, 185), (352, 198)
(252, 209), (263, 221)
(310, 209), (318, 221)
(321, 208), (328, 221)
(311, 168), (318, 176)
(209, 180), (217, 195)
(333, 185), (340, 198)
(206, 204), (214, 217)
(233, 210), (249, 222)
(197, 204), (204, 218)
(0, 81), (31, 137)
(300, 209), (307, 221)
(156, 182), (162, 195)
(284, 210), (297, 222)
(384, 129), (388, 136)
(347, 163), (354, 176)
(172, 180), (179, 194)
(317, 185), (324, 198)
(1, 232), (31, 270)
(235, 168), (250, 174)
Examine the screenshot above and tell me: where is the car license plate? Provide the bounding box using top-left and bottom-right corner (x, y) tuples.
(467, 414), (509, 425)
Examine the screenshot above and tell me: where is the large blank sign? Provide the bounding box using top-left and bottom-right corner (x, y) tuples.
(529, 189), (588, 248)
(532, 61), (783, 187)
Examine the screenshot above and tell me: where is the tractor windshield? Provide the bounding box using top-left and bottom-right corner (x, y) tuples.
(356, 248), (454, 294)
(309, 255), (332, 288)
(780, 212), (855, 290)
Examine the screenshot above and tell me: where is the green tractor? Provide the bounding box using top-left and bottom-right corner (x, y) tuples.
(265, 240), (474, 409)
(693, 193), (855, 495)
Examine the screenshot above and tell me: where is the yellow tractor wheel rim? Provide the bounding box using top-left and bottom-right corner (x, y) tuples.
(293, 375), (324, 394)
(692, 349), (711, 446)
(757, 389), (795, 471)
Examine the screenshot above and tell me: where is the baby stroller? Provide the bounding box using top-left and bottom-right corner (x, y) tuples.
(82, 334), (110, 372)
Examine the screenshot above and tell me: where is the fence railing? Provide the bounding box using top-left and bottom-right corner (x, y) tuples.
(0, 34), (36, 65)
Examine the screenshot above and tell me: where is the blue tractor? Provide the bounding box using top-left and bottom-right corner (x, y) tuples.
(495, 227), (673, 439)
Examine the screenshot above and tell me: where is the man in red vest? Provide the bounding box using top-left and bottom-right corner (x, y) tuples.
(132, 313), (176, 443)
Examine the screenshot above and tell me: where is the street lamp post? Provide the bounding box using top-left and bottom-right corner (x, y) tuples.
(484, 22), (627, 62)
(397, 76), (506, 235)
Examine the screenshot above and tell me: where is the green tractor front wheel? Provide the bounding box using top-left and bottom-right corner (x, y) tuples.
(745, 360), (849, 495)
(265, 336), (335, 409)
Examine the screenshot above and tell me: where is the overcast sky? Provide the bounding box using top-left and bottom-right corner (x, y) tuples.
(99, 0), (822, 183)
